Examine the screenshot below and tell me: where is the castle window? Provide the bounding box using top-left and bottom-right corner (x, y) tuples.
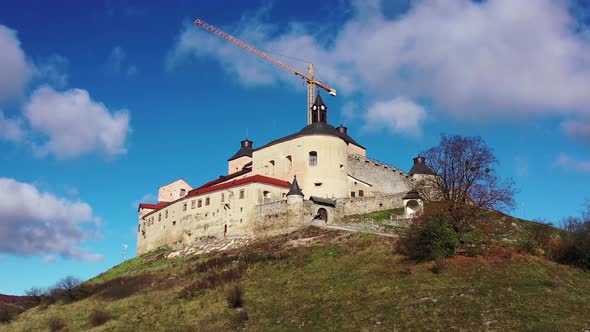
(191, 200), (196, 209)
(165, 210), (168, 218)
(286, 155), (292, 171)
(351, 192), (356, 198)
(239, 190), (245, 199)
(180, 188), (186, 197)
(269, 160), (275, 176)
(172, 221), (176, 226)
(309, 151), (318, 166)
(198, 199), (202, 208)
(359, 190), (364, 197)
(158, 213), (161, 221)
(183, 202), (187, 211)
(221, 193), (225, 202)
(205, 197), (210, 206)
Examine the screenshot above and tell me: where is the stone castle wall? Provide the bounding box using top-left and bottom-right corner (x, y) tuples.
(347, 155), (414, 195)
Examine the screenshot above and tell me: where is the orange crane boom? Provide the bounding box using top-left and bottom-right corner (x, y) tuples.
(195, 18), (336, 125)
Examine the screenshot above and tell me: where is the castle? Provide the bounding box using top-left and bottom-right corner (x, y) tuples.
(136, 94), (434, 255)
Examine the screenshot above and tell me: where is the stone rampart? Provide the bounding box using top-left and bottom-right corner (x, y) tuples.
(348, 155), (414, 195)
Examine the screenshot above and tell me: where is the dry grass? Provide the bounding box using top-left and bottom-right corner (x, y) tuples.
(2, 226), (590, 331)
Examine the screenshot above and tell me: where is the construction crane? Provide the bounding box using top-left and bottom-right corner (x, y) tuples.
(194, 18), (336, 125)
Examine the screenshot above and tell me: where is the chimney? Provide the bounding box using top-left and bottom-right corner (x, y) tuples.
(337, 125), (348, 134)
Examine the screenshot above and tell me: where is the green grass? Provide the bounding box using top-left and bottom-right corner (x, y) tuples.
(88, 247), (171, 284)
(3, 226), (590, 331)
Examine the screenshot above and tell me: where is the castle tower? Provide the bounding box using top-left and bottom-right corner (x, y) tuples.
(310, 93), (327, 124)
(228, 139), (253, 174)
(287, 176), (304, 225)
(408, 156), (436, 179)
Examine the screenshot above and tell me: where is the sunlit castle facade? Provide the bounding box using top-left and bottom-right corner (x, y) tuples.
(136, 94), (435, 254)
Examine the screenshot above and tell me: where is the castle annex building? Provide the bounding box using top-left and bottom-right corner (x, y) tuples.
(137, 95), (434, 255)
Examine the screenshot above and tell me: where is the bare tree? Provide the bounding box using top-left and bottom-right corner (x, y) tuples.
(54, 275), (82, 300)
(25, 286), (44, 303)
(417, 135), (516, 227)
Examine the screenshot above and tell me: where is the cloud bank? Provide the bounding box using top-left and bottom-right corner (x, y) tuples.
(24, 85), (130, 159)
(0, 24), (132, 159)
(0, 25), (34, 101)
(169, 0), (590, 135)
(0, 178), (103, 261)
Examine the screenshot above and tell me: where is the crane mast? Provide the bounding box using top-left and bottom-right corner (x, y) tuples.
(194, 18), (336, 125)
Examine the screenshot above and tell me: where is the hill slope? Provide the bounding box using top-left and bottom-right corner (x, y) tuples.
(2, 226), (590, 331)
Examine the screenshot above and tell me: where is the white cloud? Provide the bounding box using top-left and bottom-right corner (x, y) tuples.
(0, 110), (25, 142)
(106, 46), (138, 77)
(24, 85), (130, 159)
(363, 97), (426, 136)
(169, 0), (590, 134)
(36, 54), (69, 88)
(557, 153), (590, 173)
(0, 177), (103, 261)
(0, 25), (34, 101)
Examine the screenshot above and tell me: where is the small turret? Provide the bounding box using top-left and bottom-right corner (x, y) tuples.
(228, 139), (253, 174)
(287, 176), (304, 225)
(287, 175), (304, 197)
(408, 156), (436, 176)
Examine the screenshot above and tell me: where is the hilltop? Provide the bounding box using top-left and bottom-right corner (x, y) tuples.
(2, 218), (590, 331)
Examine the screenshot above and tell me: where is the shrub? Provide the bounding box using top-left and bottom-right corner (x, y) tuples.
(432, 258), (445, 274)
(555, 217), (590, 269)
(520, 221), (555, 256)
(460, 230), (484, 257)
(225, 284), (244, 308)
(89, 309), (112, 327)
(48, 317), (66, 331)
(398, 211), (459, 261)
(0, 306), (21, 324)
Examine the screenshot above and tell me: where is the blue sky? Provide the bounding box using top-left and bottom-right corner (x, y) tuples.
(0, 0), (589, 295)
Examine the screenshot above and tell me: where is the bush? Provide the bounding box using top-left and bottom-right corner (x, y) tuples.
(520, 221), (555, 256)
(432, 258), (445, 274)
(555, 217), (590, 269)
(89, 309), (112, 327)
(225, 284), (244, 308)
(0, 306), (21, 324)
(398, 211), (459, 261)
(460, 230), (484, 257)
(48, 317), (66, 331)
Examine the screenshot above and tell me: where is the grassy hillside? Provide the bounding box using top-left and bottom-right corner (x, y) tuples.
(2, 226), (590, 331)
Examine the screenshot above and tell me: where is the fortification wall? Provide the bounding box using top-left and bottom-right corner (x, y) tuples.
(335, 193), (406, 217)
(348, 155), (414, 195)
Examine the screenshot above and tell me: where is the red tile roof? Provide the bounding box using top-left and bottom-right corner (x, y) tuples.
(140, 174), (290, 219)
(188, 174), (290, 197)
(196, 168), (251, 189)
(138, 202), (169, 212)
